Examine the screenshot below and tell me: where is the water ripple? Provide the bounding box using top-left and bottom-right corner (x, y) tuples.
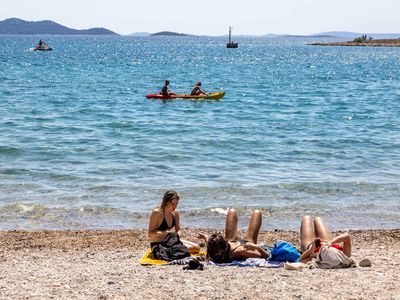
(0, 35), (399, 229)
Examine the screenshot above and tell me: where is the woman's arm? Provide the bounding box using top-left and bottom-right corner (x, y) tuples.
(232, 243), (268, 259)
(197, 233), (209, 243)
(327, 233), (350, 245)
(300, 240), (316, 262)
(173, 210), (181, 236)
(243, 243), (269, 258)
(328, 233), (352, 257)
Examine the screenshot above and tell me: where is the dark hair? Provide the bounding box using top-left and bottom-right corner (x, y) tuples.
(165, 80), (170, 85)
(196, 82), (201, 86)
(206, 233), (232, 263)
(161, 190), (179, 209)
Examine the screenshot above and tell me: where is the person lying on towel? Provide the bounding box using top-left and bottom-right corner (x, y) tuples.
(198, 208), (269, 263)
(299, 215), (355, 268)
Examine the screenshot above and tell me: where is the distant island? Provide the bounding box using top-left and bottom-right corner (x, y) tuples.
(151, 31), (191, 37)
(310, 35), (400, 47)
(0, 18), (118, 35)
(1, 19), (399, 40)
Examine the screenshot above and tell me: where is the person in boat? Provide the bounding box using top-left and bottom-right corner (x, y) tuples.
(191, 82), (207, 96)
(197, 208), (269, 263)
(160, 80), (175, 97)
(299, 215), (352, 263)
(148, 190), (200, 254)
(35, 39), (43, 50)
(35, 39), (50, 50)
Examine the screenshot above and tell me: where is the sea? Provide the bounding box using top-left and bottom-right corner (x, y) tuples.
(0, 35), (399, 231)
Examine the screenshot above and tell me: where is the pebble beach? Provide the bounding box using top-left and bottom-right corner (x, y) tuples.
(0, 229), (399, 299)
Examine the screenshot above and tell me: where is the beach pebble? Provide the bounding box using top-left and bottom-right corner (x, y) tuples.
(359, 258), (372, 267)
(0, 229), (398, 299)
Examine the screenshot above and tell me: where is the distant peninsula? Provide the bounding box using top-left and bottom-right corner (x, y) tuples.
(0, 18), (118, 35)
(151, 31), (191, 37)
(310, 38), (400, 47)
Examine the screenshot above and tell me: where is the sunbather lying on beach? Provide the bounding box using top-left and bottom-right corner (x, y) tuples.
(148, 190), (200, 254)
(299, 215), (352, 263)
(198, 208), (269, 263)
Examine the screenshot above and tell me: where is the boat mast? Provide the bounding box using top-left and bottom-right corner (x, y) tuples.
(226, 26), (238, 48)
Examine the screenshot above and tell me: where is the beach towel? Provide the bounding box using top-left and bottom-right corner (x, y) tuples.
(170, 256), (206, 270)
(209, 258), (283, 268)
(169, 255), (205, 265)
(307, 245), (356, 269)
(139, 249), (206, 266)
(139, 249), (169, 265)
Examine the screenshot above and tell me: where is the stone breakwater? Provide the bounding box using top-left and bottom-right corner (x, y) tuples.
(310, 39), (400, 47)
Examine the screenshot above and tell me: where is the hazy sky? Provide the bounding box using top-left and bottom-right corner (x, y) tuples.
(1, 0), (399, 35)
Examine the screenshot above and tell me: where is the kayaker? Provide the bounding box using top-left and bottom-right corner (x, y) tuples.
(35, 39), (50, 50)
(35, 39), (43, 50)
(191, 82), (207, 96)
(160, 80), (175, 97)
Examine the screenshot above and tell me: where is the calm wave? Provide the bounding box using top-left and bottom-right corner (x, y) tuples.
(0, 35), (399, 230)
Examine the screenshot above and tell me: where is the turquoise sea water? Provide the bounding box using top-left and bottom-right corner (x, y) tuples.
(0, 35), (399, 230)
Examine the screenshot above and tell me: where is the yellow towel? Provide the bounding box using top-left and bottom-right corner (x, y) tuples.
(139, 249), (206, 265)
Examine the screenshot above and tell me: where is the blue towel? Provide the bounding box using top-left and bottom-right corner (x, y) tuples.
(269, 240), (300, 262)
(208, 258), (283, 268)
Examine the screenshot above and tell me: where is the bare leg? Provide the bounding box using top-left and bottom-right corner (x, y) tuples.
(314, 217), (332, 242)
(243, 210), (262, 244)
(225, 208), (239, 241)
(182, 239), (200, 254)
(300, 215), (315, 252)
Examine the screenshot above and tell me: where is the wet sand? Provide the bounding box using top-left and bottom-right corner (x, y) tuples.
(0, 229), (399, 299)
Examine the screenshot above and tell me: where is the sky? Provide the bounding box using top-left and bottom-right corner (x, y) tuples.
(1, 0), (399, 35)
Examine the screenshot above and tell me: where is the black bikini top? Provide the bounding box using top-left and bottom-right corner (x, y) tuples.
(157, 212), (175, 231)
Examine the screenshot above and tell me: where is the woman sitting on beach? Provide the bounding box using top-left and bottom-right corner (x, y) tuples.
(299, 215), (352, 263)
(148, 190), (200, 254)
(198, 208), (269, 263)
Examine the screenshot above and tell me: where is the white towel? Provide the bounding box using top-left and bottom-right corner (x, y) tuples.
(307, 245), (356, 269)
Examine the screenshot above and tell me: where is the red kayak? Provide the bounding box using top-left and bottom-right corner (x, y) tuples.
(146, 91), (225, 100)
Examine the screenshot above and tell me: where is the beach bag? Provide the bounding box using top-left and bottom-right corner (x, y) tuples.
(270, 241), (300, 262)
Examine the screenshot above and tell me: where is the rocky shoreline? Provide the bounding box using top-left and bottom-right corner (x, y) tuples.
(0, 229), (399, 299)
(310, 39), (400, 47)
